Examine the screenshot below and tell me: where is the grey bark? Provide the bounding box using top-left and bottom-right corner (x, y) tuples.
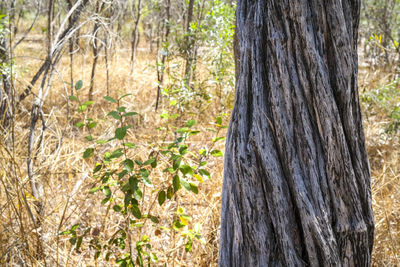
(18, 0), (89, 103)
(183, 0), (195, 84)
(130, 0), (142, 72)
(155, 0), (171, 110)
(0, 32), (12, 131)
(219, 1), (374, 266)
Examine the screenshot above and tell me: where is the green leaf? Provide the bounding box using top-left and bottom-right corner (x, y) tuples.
(151, 159), (157, 168)
(59, 230), (70, 235)
(71, 224), (80, 231)
(78, 104), (87, 112)
(150, 252), (158, 262)
(88, 122), (97, 129)
(69, 95), (79, 101)
(173, 220), (185, 230)
(93, 164), (102, 173)
(173, 157), (181, 170)
(173, 175), (181, 192)
(101, 197), (111, 204)
(118, 93), (132, 100)
(188, 130), (200, 136)
(105, 252), (112, 261)
(123, 159), (134, 172)
(108, 111), (121, 120)
(76, 236), (83, 250)
(179, 177), (191, 191)
(115, 127), (127, 140)
(131, 205), (142, 219)
(103, 186), (111, 197)
(124, 194), (132, 208)
(180, 164), (194, 177)
(129, 176), (138, 192)
(69, 237), (77, 245)
(148, 215), (159, 224)
(119, 170), (128, 179)
(133, 188), (142, 200)
(179, 145), (188, 155)
(75, 80), (83, 90)
(186, 119), (196, 127)
(104, 96), (117, 103)
(213, 136), (225, 142)
(176, 127), (189, 134)
(140, 169), (152, 186)
(117, 106), (126, 113)
(123, 112), (138, 117)
(190, 183), (198, 194)
(89, 187), (100, 194)
(83, 148), (94, 159)
(109, 149), (124, 159)
(158, 190), (166, 206)
(199, 148), (206, 156)
(167, 186), (174, 199)
(216, 116), (222, 125)
(123, 142), (136, 148)
(82, 101), (94, 106)
(113, 204), (122, 212)
(198, 169), (210, 178)
(185, 239), (193, 252)
(143, 158), (156, 166)
(210, 150), (223, 157)
(85, 135), (93, 141)
(75, 122), (85, 128)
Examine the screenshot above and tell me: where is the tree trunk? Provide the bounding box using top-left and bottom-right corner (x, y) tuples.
(183, 0), (195, 84)
(155, 0), (171, 110)
(219, 1), (374, 266)
(130, 0), (142, 72)
(88, 22), (101, 101)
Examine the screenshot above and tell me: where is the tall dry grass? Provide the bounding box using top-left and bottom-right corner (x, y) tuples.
(0, 38), (399, 266)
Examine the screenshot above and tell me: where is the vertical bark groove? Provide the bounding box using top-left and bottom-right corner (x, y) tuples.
(219, 1), (374, 266)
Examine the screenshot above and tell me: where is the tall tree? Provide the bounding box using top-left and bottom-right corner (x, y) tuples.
(219, 1), (374, 266)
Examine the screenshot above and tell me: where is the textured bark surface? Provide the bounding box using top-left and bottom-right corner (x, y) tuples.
(219, 1), (374, 266)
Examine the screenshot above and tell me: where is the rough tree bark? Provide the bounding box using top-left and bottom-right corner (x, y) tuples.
(219, 1), (374, 266)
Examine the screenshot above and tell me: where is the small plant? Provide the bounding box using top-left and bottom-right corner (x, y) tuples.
(61, 80), (225, 266)
(361, 78), (400, 134)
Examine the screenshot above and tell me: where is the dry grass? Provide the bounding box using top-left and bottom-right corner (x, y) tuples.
(359, 67), (400, 266)
(0, 37), (399, 267)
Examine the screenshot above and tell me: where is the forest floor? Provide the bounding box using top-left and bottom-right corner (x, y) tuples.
(0, 38), (399, 266)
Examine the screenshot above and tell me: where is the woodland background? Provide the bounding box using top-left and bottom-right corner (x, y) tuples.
(0, 0), (399, 266)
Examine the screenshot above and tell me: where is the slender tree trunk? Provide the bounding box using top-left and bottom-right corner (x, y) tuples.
(183, 0), (195, 84)
(104, 37), (110, 96)
(148, 23), (153, 53)
(18, 0), (89, 103)
(155, 0), (171, 110)
(0, 30), (12, 131)
(88, 22), (101, 101)
(219, 1), (374, 266)
(67, 0), (74, 96)
(47, 0), (54, 57)
(130, 0), (142, 72)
